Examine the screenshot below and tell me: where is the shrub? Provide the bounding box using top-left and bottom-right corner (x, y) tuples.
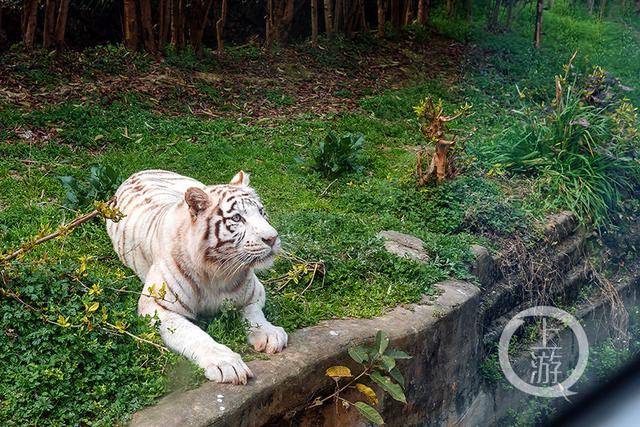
(58, 165), (123, 209)
(484, 68), (640, 227)
(315, 331), (411, 425)
(0, 261), (173, 426)
(311, 131), (365, 177)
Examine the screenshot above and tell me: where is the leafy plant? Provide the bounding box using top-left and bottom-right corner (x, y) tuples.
(58, 165), (123, 209)
(310, 331), (411, 425)
(310, 131), (365, 177)
(206, 301), (251, 355)
(0, 259), (174, 426)
(483, 65), (640, 227)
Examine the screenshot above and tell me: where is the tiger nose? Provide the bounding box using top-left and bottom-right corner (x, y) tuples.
(262, 235), (278, 247)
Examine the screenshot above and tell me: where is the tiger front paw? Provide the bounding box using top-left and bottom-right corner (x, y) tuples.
(248, 324), (288, 354)
(202, 351), (254, 385)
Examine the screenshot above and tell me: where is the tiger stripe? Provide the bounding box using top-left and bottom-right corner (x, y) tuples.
(106, 169), (287, 384)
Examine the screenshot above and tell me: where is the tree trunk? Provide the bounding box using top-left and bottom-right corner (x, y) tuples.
(598, 0), (606, 18)
(0, 7), (5, 50)
(43, 0), (57, 48)
(446, 0), (454, 17)
(311, 0), (318, 45)
(123, 0), (139, 50)
(417, 0), (425, 24)
(334, 0), (342, 32)
(377, 0), (385, 36)
(188, 0), (213, 55)
(139, 0), (156, 53)
(505, 0), (514, 30)
(391, 0), (400, 29)
(159, 0), (170, 50)
(534, 0), (543, 48)
(22, 0), (39, 50)
(403, 0), (413, 25)
(53, 0), (69, 48)
(280, 0), (295, 41)
(171, 0), (178, 46)
(171, 0), (185, 50)
(345, 0), (362, 35)
(323, 0), (333, 36)
(0, 7), (5, 49)
(466, 0), (473, 20)
(266, 0), (294, 45)
(215, 0), (227, 53)
(487, 0), (501, 31)
(266, 0), (274, 46)
(359, 0), (366, 31)
(587, 0), (595, 14)
(343, 0), (354, 34)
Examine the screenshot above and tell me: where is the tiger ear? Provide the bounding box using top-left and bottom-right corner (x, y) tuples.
(185, 187), (210, 218)
(229, 170), (250, 186)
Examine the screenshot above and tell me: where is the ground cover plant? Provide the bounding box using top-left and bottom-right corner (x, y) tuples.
(1, 2), (639, 425)
(481, 63), (640, 227)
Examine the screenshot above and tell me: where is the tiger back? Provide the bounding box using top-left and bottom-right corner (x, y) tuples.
(106, 169), (204, 281)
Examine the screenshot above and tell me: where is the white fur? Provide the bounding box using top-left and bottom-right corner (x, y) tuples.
(106, 169), (287, 384)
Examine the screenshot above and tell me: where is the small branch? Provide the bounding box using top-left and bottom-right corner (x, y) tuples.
(309, 365), (372, 408)
(72, 276), (181, 304)
(105, 322), (168, 353)
(1, 197), (120, 264)
(301, 263), (319, 294)
(0, 286), (63, 327)
(2, 210), (99, 263)
(320, 179), (338, 196)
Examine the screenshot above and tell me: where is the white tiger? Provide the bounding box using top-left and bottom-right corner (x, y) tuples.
(106, 169), (287, 384)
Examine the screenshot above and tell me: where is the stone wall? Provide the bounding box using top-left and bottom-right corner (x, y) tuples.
(131, 281), (482, 427)
(131, 212), (640, 426)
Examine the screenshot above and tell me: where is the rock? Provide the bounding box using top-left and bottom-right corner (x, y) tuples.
(543, 211), (578, 243)
(470, 244), (498, 288)
(378, 230), (429, 263)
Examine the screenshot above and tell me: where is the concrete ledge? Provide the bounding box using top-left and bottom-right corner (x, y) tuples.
(131, 280), (480, 427)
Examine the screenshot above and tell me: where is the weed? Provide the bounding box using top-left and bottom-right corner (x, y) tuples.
(309, 131), (365, 177)
(58, 165), (123, 209)
(311, 331), (410, 425)
(481, 68), (640, 227)
(205, 301), (251, 355)
(414, 97), (472, 184)
(0, 261), (174, 425)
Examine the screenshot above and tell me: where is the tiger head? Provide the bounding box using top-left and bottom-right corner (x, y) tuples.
(183, 171), (280, 275)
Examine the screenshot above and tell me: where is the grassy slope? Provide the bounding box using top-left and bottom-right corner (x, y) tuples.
(0, 4), (638, 425)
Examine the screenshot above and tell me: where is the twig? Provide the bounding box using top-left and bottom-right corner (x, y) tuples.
(301, 263), (320, 294)
(72, 276), (181, 304)
(308, 366), (371, 408)
(1, 210), (99, 263)
(0, 286), (65, 327)
(1, 197), (119, 264)
(1, 284), (168, 353)
(320, 179), (338, 196)
(105, 322), (168, 353)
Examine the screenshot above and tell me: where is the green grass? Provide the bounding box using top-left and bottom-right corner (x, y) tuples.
(1, 4), (639, 425)
(0, 99), (498, 425)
